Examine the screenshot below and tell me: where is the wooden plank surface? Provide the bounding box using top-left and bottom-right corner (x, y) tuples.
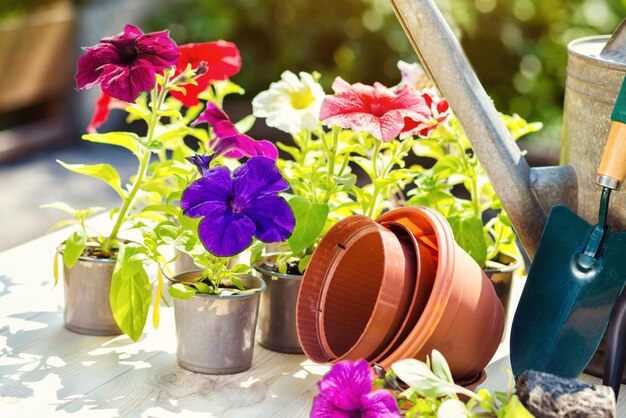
(1, 224), (625, 417)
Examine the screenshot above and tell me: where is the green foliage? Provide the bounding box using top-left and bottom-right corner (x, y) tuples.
(407, 113), (541, 267)
(287, 197), (330, 254)
(110, 243), (151, 342)
(389, 350), (534, 417)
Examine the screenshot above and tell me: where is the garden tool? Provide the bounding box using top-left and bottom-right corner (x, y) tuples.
(509, 75), (626, 378)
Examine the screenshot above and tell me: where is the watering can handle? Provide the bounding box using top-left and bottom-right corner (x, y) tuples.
(597, 76), (626, 191)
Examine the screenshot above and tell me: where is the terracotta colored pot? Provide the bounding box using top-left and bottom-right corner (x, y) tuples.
(376, 207), (505, 380)
(297, 215), (415, 363)
(369, 221), (437, 364)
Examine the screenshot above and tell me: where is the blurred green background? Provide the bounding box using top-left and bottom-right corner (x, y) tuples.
(145, 0), (626, 144)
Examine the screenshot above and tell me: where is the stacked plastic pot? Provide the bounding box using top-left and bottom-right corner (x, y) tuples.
(296, 206), (505, 382)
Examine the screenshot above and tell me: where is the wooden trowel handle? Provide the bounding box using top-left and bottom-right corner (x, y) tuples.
(598, 75), (626, 190)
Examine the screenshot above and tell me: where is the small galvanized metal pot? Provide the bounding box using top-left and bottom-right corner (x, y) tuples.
(61, 246), (122, 336)
(253, 256), (303, 354)
(172, 271), (266, 374)
(483, 253), (521, 319)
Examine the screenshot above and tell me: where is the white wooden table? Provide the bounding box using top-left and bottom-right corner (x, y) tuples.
(1, 227), (625, 417)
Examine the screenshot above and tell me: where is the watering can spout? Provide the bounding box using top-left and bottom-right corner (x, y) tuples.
(389, 0), (578, 259)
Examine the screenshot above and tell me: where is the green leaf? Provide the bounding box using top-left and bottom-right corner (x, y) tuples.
(156, 109), (183, 119)
(333, 173), (357, 191)
(57, 161), (126, 199)
(431, 155), (463, 179)
(82, 132), (140, 157)
(391, 358), (460, 398)
(413, 139), (445, 159)
(126, 106), (150, 123)
(230, 263), (251, 274)
(63, 231), (87, 269)
(448, 215), (488, 267)
(192, 282), (213, 294)
(502, 395), (534, 418)
(146, 140), (164, 152)
(110, 244), (152, 341)
(288, 197), (329, 254)
(168, 283), (196, 299)
(430, 350), (454, 383)
(40, 202), (76, 215)
(213, 79), (245, 97)
(234, 115), (256, 134)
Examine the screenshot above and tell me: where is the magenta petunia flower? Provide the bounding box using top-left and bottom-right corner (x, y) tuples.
(180, 156), (295, 257)
(75, 25), (179, 103)
(311, 360), (401, 418)
(193, 102), (278, 160)
(320, 77), (431, 142)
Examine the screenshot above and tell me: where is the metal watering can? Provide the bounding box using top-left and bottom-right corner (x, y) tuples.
(389, 0), (626, 260)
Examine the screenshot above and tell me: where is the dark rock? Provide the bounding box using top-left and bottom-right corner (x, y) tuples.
(516, 370), (615, 418)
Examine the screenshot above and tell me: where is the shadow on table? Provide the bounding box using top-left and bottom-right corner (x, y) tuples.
(0, 274), (16, 298)
(0, 305), (321, 417)
(0, 309), (146, 406)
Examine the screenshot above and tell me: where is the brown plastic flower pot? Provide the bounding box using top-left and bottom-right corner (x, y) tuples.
(369, 221), (437, 364)
(376, 207), (505, 380)
(296, 215), (415, 363)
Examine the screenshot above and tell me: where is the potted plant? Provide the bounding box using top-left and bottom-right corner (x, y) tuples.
(403, 68), (542, 315)
(45, 24), (246, 341)
(250, 70), (443, 353)
(166, 154), (295, 374)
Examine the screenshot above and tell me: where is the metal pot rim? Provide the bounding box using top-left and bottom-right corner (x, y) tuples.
(482, 252), (521, 274)
(171, 270), (267, 299)
(58, 238), (137, 264)
(252, 255), (303, 280)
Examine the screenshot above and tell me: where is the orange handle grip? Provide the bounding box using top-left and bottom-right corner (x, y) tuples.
(598, 121), (626, 184)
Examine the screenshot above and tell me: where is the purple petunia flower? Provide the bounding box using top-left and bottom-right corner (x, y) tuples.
(311, 360), (401, 418)
(192, 102), (279, 160)
(180, 156), (295, 257)
(75, 25), (179, 103)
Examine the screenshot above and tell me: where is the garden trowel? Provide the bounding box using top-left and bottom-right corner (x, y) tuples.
(510, 74), (626, 378)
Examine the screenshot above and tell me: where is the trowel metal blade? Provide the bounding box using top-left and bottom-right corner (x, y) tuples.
(510, 205), (626, 378)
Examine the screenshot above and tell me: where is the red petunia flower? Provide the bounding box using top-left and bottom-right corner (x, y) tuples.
(171, 41), (242, 107)
(401, 93), (451, 138)
(75, 25), (179, 103)
(320, 77), (431, 142)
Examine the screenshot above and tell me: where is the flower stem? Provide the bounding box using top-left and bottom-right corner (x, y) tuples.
(102, 84), (167, 253)
(366, 139), (382, 218)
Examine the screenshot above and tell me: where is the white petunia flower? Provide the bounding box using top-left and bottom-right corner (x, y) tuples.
(252, 71), (325, 134)
(396, 60), (440, 97)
